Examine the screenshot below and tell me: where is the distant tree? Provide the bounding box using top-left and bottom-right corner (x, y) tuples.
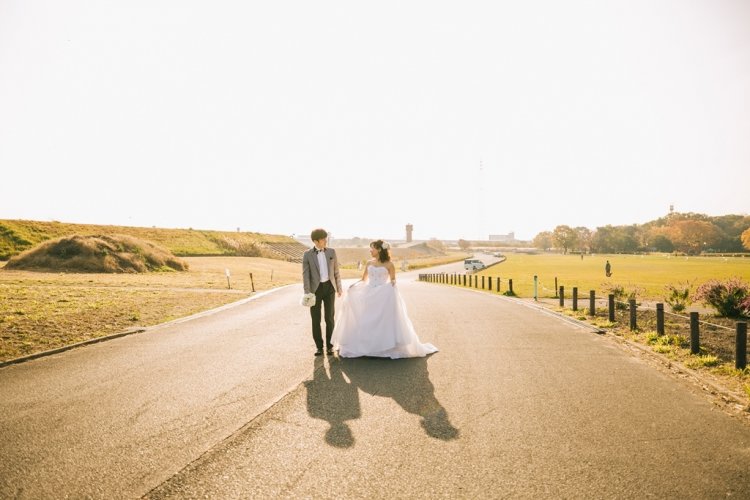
(742, 228), (750, 251)
(645, 226), (674, 252)
(591, 225), (640, 253)
(533, 231), (553, 251)
(458, 239), (471, 251)
(552, 225), (577, 254)
(650, 234), (675, 252)
(574, 227), (592, 253)
(669, 220), (723, 255)
(714, 215), (750, 252)
(591, 225), (616, 253)
(614, 225), (641, 253)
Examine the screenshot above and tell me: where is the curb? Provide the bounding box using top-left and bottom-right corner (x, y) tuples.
(0, 285), (295, 369)
(0, 327), (148, 369)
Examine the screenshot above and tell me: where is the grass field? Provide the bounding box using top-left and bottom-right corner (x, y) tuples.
(478, 253), (750, 301)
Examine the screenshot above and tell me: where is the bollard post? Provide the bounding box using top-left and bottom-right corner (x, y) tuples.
(533, 276), (537, 301)
(463, 274), (466, 287)
(488, 276), (492, 291)
(629, 299), (637, 330)
(608, 294), (615, 322)
(690, 312), (700, 355)
(656, 303), (664, 336)
(497, 278), (501, 292)
(482, 276), (485, 289)
(475, 275), (479, 288)
(589, 290), (595, 316)
(249, 272), (255, 292)
(554, 277), (558, 298)
(736, 322), (747, 370)
(559, 286), (565, 307)
(572, 287), (578, 311)
(509, 279), (514, 295)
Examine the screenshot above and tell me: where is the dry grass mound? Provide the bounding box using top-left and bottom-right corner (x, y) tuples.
(4, 234), (188, 273)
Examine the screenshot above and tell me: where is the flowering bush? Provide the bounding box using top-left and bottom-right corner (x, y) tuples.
(742, 297), (750, 318)
(692, 277), (750, 318)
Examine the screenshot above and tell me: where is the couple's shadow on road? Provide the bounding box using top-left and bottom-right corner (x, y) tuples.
(305, 355), (459, 448)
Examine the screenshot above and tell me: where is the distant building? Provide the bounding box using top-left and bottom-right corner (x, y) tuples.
(489, 232), (515, 242)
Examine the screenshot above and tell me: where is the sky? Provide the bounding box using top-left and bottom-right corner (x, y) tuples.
(1, 0), (749, 242)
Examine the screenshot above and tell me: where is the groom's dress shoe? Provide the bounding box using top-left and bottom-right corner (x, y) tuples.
(315, 349), (323, 356)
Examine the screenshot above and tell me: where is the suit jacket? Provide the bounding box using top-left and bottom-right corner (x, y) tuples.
(303, 247), (342, 295)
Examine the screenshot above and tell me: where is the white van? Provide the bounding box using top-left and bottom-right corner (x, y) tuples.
(464, 259), (485, 271)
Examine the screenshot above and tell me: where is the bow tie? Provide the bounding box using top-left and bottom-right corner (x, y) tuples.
(316, 248), (326, 254)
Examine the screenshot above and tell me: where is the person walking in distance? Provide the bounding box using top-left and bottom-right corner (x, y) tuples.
(303, 228), (342, 356)
(605, 260), (612, 277)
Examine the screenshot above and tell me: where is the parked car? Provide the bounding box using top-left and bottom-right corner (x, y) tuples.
(464, 259), (485, 270)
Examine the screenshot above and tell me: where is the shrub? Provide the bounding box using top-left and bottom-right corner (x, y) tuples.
(664, 282), (692, 313)
(693, 277), (750, 318)
(4, 234), (188, 273)
(742, 297), (750, 318)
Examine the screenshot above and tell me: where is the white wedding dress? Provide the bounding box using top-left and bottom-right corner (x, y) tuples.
(333, 265), (438, 359)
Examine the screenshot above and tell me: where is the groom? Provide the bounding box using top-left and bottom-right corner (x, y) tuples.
(303, 228), (342, 356)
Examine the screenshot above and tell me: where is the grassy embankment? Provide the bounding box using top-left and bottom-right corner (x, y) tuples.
(0, 219), (294, 259)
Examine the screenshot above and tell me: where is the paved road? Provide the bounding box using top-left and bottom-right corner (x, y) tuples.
(2, 267), (750, 498)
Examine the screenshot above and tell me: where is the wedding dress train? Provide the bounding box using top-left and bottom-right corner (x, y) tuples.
(333, 265), (438, 359)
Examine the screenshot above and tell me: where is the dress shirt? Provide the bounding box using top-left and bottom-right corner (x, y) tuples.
(317, 248), (329, 282)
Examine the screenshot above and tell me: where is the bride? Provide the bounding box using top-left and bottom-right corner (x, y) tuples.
(333, 240), (438, 359)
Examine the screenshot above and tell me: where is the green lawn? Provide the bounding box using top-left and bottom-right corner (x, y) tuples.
(478, 253), (750, 300)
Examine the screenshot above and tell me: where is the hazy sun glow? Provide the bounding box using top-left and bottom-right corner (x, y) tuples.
(1, 0), (748, 241)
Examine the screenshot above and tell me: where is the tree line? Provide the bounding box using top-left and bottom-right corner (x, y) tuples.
(533, 212), (750, 255)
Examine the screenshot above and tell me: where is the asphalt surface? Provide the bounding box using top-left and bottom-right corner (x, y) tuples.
(3, 255), (750, 498)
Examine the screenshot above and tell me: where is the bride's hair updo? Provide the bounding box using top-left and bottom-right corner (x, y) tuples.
(371, 240), (391, 262)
